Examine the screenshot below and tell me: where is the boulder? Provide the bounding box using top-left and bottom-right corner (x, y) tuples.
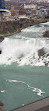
(0, 50), (2, 54)
(43, 30), (49, 37)
(0, 102), (3, 106)
(0, 38), (4, 42)
(38, 48), (46, 57)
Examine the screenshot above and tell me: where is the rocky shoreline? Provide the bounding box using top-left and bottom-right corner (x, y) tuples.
(0, 18), (48, 40)
(0, 101), (7, 111)
(10, 97), (49, 111)
(0, 97), (49, 111)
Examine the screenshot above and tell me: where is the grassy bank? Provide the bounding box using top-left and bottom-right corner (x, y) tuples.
(0, 17), (49, 38)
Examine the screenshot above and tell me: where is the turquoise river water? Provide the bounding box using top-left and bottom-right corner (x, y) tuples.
(0, 22), (49, 110)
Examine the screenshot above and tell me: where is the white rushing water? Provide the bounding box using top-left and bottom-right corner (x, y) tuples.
(0, 37), (49, 66)
(0, 22), (49, 66)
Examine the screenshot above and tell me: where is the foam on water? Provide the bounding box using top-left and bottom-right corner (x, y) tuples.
(6, 79), (45, 96)
(0, 37), (49, 66)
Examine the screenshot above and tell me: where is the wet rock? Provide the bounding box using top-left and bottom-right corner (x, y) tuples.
(0, 106), (8, 111)
(18, 54), (24, 59)
(0, 102), (3, 106)
(45, 62), (48, 66)
(8, 58), (11, 60)
(0, 50), (2, 54)
(38, 48), (46, 57)
(46, 53), (49, 57)
(44, 25), (49, 27)
(35, 24), (40, 27)
(43, 30), (49, 37)
(44, 62), (48, 66)
(0, 38), (4, 42)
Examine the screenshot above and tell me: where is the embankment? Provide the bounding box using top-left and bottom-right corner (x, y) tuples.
(0, 18), (48, 39)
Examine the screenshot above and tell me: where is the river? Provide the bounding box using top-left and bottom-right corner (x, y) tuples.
(0, 22), (49, 110)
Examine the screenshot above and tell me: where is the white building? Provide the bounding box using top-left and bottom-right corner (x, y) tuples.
(24, 4), (37, 9)
(3, 11), (11, 17)
(0, 9), (11, 21)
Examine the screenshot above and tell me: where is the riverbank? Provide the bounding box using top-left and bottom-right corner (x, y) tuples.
(0, 97), (49, 111)
(11, 97), (49, 111)
(0, 17), (49, 39)
(0, 102), (7, 111)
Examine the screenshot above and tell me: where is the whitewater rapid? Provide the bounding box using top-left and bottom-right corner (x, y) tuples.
(0, 37), (49, 66)
(0, 22), (49, 66)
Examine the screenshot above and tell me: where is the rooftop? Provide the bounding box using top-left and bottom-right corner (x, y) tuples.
(0, 9), (10, 13)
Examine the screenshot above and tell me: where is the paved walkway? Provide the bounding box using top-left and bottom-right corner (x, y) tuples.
(11, 97), (49, 111)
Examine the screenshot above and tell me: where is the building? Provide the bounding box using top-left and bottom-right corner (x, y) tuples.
(0, 0), (11, 21)
(0, 9), (11, 21)
(24, 4), (37, 9)
(19, 9), (26, 15)
(11, 5), (15, 16)
(26, 9), (37, 18)
(0, 0), (5, 9)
